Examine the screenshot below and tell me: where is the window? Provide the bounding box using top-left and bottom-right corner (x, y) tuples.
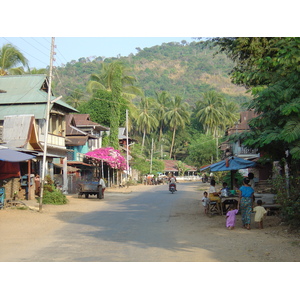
(49, 114), (64, 136)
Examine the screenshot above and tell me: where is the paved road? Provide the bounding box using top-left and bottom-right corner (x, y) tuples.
(23, 182), (216, 262)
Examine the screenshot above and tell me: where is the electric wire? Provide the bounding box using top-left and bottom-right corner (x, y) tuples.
(1, 37), (50, 68)
(20, 37), (49, 58)
(30, 37), (51, 51)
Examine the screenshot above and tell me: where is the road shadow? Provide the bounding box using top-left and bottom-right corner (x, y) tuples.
(53, 182), (210, 256)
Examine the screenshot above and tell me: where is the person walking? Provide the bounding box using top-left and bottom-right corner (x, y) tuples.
(239, 177), (254, 230)
(99, 177), (106, 198)
(253, 200), (267, 229)
(226, 204), (239, 230)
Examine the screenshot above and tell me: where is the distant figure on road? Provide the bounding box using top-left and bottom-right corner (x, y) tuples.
(168, 172), (177, 191)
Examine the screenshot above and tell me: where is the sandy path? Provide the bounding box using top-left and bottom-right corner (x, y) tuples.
(0, 182), (300, 262)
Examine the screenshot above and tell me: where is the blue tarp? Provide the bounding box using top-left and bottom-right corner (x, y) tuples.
(0, 149), (35, 162)
(200, 156), (256, 172)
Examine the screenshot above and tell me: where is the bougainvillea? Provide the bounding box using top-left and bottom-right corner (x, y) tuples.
(85, 147), (127, 170)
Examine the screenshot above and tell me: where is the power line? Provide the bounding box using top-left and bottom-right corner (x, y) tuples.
(30, 37), (50, 51)
(1, 37), (50, 68)
(20, 37), (49, 58)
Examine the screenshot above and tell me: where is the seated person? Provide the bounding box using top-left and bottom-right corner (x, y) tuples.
(209, 179), (221, 202)
(221, 182), (238, 212)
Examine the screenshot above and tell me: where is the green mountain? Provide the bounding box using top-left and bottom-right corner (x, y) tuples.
(53, 40), (250, 107)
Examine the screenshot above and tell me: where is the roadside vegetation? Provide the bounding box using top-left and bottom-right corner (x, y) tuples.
(40, 176), (68, 205)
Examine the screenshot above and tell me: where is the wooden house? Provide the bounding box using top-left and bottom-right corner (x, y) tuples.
(0, 75), (78, 196)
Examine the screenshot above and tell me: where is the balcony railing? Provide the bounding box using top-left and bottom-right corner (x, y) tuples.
(238, 146), (258, 155)
(47, 133), (65, 147)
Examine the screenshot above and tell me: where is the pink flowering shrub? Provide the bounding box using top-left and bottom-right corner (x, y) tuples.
(85, 147), (127, 170)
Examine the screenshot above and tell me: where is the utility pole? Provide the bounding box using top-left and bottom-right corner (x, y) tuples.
(126, 109), (129, 179)
(39, 37), (55, 212)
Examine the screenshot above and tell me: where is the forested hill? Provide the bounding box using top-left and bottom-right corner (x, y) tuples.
(53, 40), (251, 107)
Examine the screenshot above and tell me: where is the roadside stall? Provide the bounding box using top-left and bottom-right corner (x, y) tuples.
(0, 147), (35, 207)
(200, 156), (256, 215)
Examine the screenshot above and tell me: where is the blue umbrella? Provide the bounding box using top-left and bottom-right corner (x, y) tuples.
(0, 149), (35, 162)
(200, 157), (256, 189)
(200, 156), (256, 172)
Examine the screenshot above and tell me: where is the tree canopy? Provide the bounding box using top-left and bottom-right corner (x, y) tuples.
(213, 37), (300, 161)
(0, 43), (29, 75)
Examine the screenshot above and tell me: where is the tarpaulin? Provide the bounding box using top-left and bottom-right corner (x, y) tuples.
(0, 161), (21, 180)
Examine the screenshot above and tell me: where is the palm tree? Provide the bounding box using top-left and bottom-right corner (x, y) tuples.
(221, 101), (239, 130)
(154, 91), (171, 141)
(66, 89), (85, 109)
(176, 161), (189, 176)
(87, 61), (143, 100)
(87, 61), (144, 148)
(195, 91), (225, 138)
(0, 44), (29, 75)
(165, 96), (190, 159)
(28, 68), (48, 74)
(195, 90), (239, 160)
(136, 97), (159, 152)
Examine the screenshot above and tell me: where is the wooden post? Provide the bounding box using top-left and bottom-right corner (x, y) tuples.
(27, 160), (31, 200)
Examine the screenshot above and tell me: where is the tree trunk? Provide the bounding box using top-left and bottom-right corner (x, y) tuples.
(159, 126), (163, 142)
(141, 129), (146, 153)
(169, 127), (176, 159)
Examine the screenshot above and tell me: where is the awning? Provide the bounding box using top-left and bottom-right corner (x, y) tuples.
(53, 163), (79, 172)
(200, 156), (256, 172)
(200, 156), (257, 189)
(0, 148), (35, 162)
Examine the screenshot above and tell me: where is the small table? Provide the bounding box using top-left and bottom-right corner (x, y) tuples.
(221, 196), (239, 214)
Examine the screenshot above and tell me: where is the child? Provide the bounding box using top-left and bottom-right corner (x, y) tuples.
(253, 200), (267, 229)
(226, 204), (239, 230)
(220, 182), (229, 197)
(202, 191), (209, 214)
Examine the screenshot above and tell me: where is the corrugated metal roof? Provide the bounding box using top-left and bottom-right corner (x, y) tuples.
(0, 104), (47, 119)
(3, 115), (33, 147)
(0, 74), (48, 104)
(0, 75), (78, 118)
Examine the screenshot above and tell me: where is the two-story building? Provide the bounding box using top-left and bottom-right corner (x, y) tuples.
(220, 110), (272, 181)
(64, 114), (110, 192)
(0, 74), (78, 195)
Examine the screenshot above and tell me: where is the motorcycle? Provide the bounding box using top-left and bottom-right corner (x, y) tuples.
(169, 183), (176, 194)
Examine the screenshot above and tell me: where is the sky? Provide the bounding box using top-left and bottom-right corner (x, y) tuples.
(0, 37), (196, 70)
(2, 2), (294, 72)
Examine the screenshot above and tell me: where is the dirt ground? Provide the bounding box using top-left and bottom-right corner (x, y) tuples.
(1, 182), (300, 262)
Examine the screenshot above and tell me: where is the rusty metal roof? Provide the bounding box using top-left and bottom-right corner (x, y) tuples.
(72, 114), (109, 131)
(65, 136), (88, 146)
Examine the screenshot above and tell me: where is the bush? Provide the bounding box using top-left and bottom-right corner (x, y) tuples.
(271, 174), (300, 228)
(40, 176), (68, 205)
(42, 189), (68, 205)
